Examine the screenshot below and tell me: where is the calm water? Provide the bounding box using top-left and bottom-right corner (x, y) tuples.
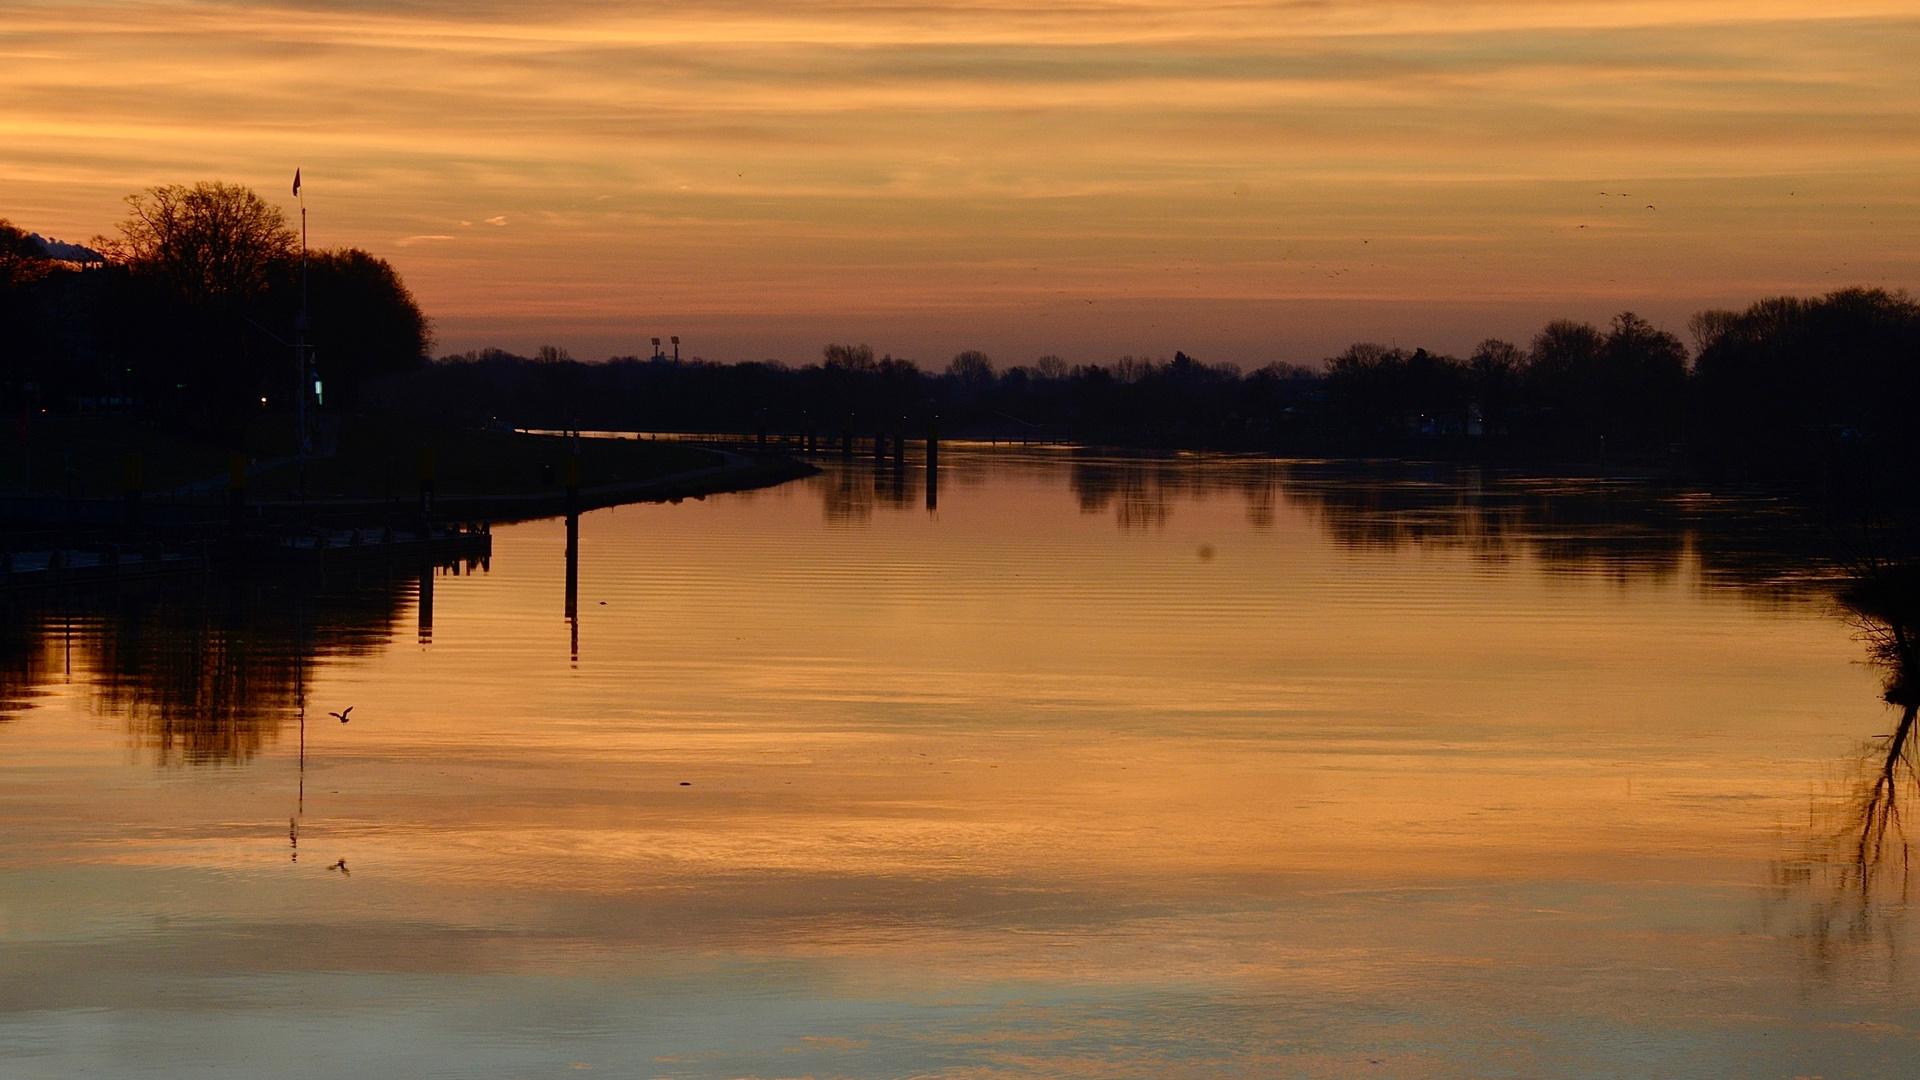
(1, 449), (1914, 1078)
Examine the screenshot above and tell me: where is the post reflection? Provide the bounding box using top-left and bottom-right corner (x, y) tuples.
(417, 563), (434, 644)
(566, 509), (580, 663)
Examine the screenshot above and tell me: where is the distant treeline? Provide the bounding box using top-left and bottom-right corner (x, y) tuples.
(6, 185), (1918, 489)
(0, 182), (429, 439)
(372, 288), (1920, 485)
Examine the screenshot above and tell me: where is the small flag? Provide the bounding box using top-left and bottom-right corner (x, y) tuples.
(292, 169), (301, 196)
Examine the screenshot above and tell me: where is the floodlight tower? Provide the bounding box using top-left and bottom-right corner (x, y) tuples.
(671, 336), (680, 363)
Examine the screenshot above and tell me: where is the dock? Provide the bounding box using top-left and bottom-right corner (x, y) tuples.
(1, 523), (492, 593)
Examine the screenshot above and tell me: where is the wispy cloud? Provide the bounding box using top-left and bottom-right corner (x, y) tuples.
(4, 0), (1916, 360)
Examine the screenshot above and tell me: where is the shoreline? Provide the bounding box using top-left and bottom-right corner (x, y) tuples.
(0, 448), (818, 533)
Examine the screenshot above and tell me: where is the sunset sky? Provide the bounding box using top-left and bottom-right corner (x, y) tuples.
(4, 0), (1917, 367)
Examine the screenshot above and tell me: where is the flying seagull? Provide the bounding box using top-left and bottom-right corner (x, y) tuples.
(329, 707), (353, 723)
(327, 859), (349, 875)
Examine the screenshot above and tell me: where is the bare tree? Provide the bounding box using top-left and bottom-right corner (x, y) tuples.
(947, 350), (994, 386)
(94, 181), (296, 306)
(823, 343), (876, 372)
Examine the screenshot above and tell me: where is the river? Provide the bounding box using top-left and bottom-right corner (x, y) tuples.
(1, 447), (1912, 1077)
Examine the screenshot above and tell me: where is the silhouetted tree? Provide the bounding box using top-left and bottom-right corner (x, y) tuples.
(1523, 313), (1685, 451)
(1692, 288), (1920, 489)
(947, 350), (994, 391)
(94, 182), (296, 308)
(287, 248), (431, 409)
(823, 343), (876, 373)
(1469, 338), (1524, 436)
(0, 219), (48, 286)
(0, 219), (54, 410)
(1325, 343), (1468, 437)
(88, 183), (300, 435)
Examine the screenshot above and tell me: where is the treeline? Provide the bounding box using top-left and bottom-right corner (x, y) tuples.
(6, 184), (1917, 489)
(373, 287), (1920, 484)
(0, 182), (429, 439)
(374, 342), (1319, 446)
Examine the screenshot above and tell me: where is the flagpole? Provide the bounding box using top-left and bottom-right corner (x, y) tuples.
(294, 168), (309, 502)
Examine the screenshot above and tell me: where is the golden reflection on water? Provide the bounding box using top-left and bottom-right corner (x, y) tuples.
(0, 450), (1914, 1076)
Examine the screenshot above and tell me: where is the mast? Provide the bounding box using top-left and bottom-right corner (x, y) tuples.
(294, 168), (310, 499)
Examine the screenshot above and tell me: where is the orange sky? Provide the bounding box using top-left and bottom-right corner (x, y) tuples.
(4, 1), (1917, 366)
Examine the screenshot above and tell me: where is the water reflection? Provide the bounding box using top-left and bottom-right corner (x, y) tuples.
(1278, 462), (1837, 590)
(1071, 455), (1177, 529)
(1775, 562), (1920, 975)
(0, 602), (52, 721)
(0, 562), (478, 766)
(807, 449), (1838, 592)
(0, 453), (1867, 776)
(818, 457), (922, 525)
(8, 446), (1920, 1076)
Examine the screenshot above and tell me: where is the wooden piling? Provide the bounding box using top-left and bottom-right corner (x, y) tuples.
(925, 416), (939, 511)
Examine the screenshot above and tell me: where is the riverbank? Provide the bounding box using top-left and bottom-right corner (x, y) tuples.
(0, 413), (816, 533)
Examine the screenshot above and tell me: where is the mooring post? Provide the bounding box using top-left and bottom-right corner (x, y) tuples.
(893, 419), (905, 467)
(841, 423), (854, 459)
(873, 428), (885, 463)
(565, 449), (581, 517)
(925, 415), (939, 511)
(565, 509), (579, 624)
